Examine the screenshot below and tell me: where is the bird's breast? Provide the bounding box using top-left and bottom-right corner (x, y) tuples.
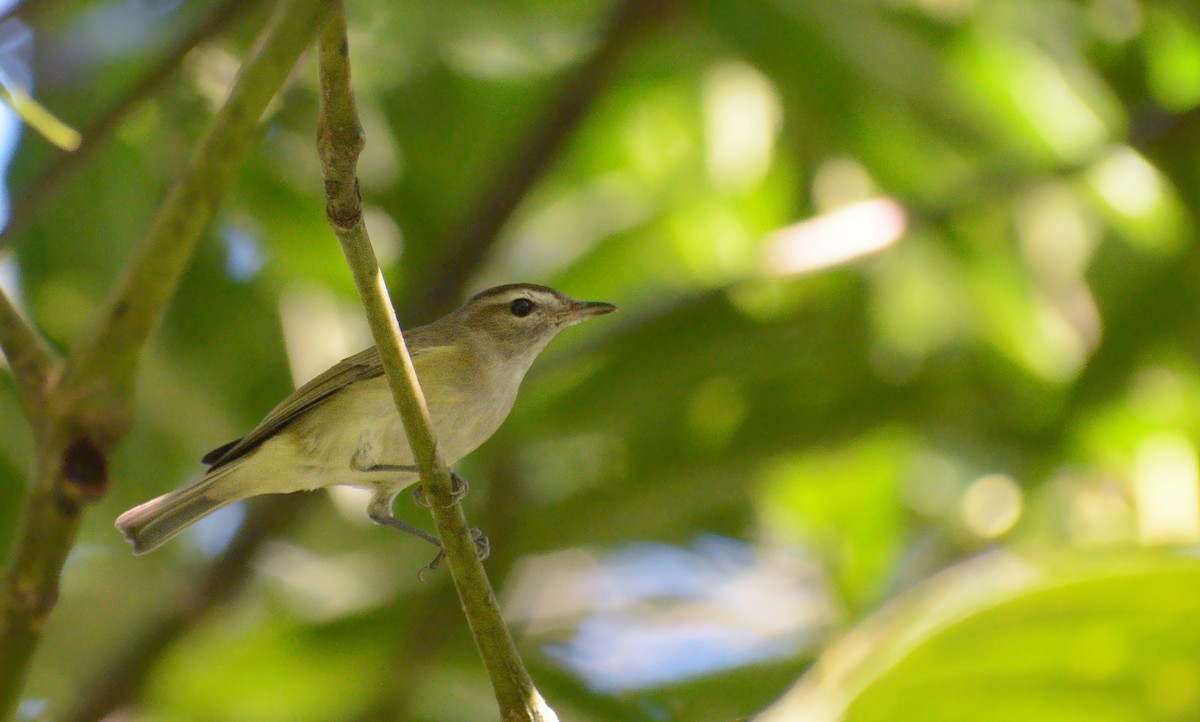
(426, 368), (521, 463)
(340, 363), (521, 466)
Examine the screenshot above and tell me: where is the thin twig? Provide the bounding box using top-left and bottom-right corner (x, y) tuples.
(405, 0), (678, 322)
(0, 1), (328, 716)
(317, 6), (556, 720)
(1, 0), (268, 245)
(0, 287), (56, 424)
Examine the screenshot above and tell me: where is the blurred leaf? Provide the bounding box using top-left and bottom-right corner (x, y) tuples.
(759, 553), (1200, 722)
(7, 0), (1200, 720)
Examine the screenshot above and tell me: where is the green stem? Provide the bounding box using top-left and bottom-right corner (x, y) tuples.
(316, 7), (557, 721)
(0, 1), (328, 716)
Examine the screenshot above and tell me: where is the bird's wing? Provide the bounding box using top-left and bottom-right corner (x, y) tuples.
(203, 338), (448, 469)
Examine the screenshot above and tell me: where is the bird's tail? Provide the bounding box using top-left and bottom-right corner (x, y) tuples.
(115, 458), (249, 554)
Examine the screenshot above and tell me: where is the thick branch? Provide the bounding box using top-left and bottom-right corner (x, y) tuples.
(0, 287), (56, 424)
(2, 0), (268, 245)
(317, 7), (556, 721)
(62, 0), (328, 405)
(0, 1), (328, 716)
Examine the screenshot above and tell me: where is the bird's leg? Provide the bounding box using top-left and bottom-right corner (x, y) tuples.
(355, 462), (418, 473)
(366, 487), (489, 580)
(354, 457), (441, 542)
(412, 471), (470, 510)
(350, 445), (420, 476)
(366, 495), (441, 548)
(349, 452), (469, 508)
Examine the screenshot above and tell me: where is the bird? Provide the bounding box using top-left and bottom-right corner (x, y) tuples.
(115, 283), (616, 555)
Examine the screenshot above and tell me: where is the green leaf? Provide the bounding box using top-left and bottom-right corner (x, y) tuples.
(759, 553), (1200, 722)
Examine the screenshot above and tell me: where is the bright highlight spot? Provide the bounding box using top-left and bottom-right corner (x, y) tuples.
(812, 157), (877, 212)
(703, 62), (781, 191)
(1003, 41), (1111, 160)
(1133, 434), (1200, 544)
(0, 15), (33, 229)
(326, 485), (375, 524)
(280, 286), (372, 386)
(257, 542), (399, 620)
(505, 537), (830, 692)
(186, 44), (240, 110)
(0, 254), (21, 305)
(221, 221), (264, 282)
(16, 698), (46, 720)
(960, 473), (1023, 539)
(1014, 183), (1096, 287)
(363, 205), (403, 267)
(1088, 147), (1165, 218)
(762, 198), (907, 276)
(190, 502), (245, 557)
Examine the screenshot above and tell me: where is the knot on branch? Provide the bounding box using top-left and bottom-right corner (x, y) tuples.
(60, 435), (109, 505)
(324, 178), (363, 230)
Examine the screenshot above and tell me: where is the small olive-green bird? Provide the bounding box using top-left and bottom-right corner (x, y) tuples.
(116, 283), (616, 554)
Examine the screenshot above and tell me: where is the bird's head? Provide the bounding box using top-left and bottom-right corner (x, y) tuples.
(452, 283), (616, 364)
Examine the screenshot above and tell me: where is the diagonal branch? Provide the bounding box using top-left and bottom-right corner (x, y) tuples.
(61, 0), (327, 403)
(356, 456), (524, 719)
(0, 1), (329, 716)
(64, 1), (663, 716)
(0, 286), (56, 424)
(317, 6), (556, 721)
(1, 0), (269, 244)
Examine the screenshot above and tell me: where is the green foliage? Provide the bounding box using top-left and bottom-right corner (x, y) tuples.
(2, 0), (1200, 720)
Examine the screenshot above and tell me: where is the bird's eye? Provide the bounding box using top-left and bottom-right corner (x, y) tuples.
(510, 298), (535, 317)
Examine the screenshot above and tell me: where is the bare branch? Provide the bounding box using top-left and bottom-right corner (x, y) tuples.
(317, 6), (556, 720)
(62, 0), (328, 403)
(0, 1), (329, 715)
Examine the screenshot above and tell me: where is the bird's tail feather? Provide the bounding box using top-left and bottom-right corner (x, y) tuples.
(115, 459), (247, 554)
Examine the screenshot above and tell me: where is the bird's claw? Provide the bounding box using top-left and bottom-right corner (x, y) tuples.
(451, 472), (471, 503)
(411, 472), (470, 510)
(469, 527), (490, 560)
(417, 527), (491, 581)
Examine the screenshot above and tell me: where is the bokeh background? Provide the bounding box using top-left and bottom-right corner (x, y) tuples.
(1, 0), (1199, 720)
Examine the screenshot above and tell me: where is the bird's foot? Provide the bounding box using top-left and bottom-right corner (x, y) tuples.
(412, 471), (470, 510)
(418, 527), (490, 582)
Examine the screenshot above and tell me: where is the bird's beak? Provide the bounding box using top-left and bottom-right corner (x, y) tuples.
(563, 299), (617, 326)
